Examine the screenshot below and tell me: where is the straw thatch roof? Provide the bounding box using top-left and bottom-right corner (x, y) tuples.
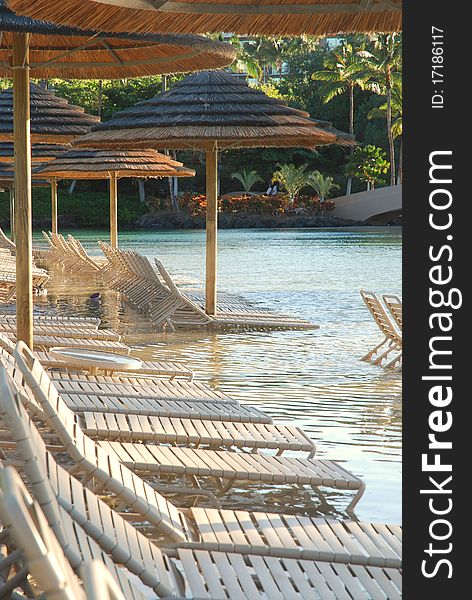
(34, 148), (196, 179)
(0, 162), (49, 186)
(5, 0), (402, 35)
(0, 142), (71, 163)
(0, 84), (99, 143)
(0, 0), (236, 79)
(76, 70), (354, 151)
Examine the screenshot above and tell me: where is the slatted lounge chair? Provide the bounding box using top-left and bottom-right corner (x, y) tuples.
(0, 367), (402, 585)
(58, 393), (272, 424)
(3, 342), (313, 456)
(98, 242), (317, 331)
(0, 462), (402, 600)
(382, 294), (403, 331)
(67, 235), (103, 271)
(0, 321), (121, 342)
(47, 371), (232, 403)
(0, 313), (101, 328)
(47, 233), (100, 275)
(0, 465), (156, 600)
(12, 345), (366, 512)
(0, 332), (193, 386)
(360, 290), (402, 369)
(3, 331), (130, 355)
(0, 342), (269, 426)
(40, 352), (195, 381)
(0, 227), (16, 252)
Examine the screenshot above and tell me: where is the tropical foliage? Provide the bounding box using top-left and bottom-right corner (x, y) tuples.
(272, 163), (310, 203)
(345, 145), (390, 190)
(307, 171), (339, 201)
(231, 169), (264, 192)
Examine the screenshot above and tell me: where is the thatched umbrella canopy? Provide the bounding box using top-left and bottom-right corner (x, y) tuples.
(5, 0), (402, 35)
(35, 148), (195, 246)
(0, 83), (99, 237)
(1, 0), (235, 347)
(0, 142), (70, 163)
(0, 1), (236, 79)
(77, 70), (354, 314)
(0, 84), (99, 144)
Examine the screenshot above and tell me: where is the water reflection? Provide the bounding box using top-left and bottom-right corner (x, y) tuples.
(32, 227), (402, 523)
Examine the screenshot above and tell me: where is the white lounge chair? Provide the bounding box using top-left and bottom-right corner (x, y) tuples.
(360, 290), (402, 369)
(12, 345), (366, 511)
(0, 368), (402, 591)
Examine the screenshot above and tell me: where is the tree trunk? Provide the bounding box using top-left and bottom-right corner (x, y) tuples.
(386, 74), (396, 186)
(97, 80), (103, 118)
(397, 137), (403, 184)
(138, 179), (145, 203)
(346, 82), (355, 195)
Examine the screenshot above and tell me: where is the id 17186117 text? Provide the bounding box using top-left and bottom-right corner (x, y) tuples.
(432, 27), (444, 109)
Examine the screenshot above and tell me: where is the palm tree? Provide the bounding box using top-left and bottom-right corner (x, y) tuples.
(368, 79), (402, 183)
(360, 33), (402, 186)
(312, 41), (370, 194)
(307, 171), (339, 201)
(231, 169), (264, 193)
(272, 163), (309, 203)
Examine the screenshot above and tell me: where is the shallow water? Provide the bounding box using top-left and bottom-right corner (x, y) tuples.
(31, 226), (402, 523)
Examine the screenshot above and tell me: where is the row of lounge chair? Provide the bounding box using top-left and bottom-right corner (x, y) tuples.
(360, 290), (402, 370)
(39, 233), (318, 331)
(0, 312), (402, 598)
(0, 241), (49, 303)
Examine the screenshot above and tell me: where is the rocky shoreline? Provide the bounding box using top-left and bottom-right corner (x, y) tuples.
(21, 210), (401, 231)
(136, 211), (364, 230)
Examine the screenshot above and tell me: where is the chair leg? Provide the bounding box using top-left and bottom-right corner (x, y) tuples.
(384, 351), (402, 370)
(372, 343), (395, 366)
(361, 337), (389, 362)
(346, 480), (366, 514)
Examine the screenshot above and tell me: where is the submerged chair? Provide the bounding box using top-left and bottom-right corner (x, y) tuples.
(382, 294), (403, 331)
(0, 366), (402, 584)
(0, 332), (193, 384)
(12, 343), (364, 510)
(0, 338), (269, 425)
(360, 290), (402, 369)
(97, 242), (317, 331)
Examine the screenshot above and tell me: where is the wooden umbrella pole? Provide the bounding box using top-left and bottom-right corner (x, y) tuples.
(109, 173), (118, 248)
(205, 146), (218, 316)
(51, 178), (58, 234)
(12, 32), (33, 348)
(9, 186), (15, 242)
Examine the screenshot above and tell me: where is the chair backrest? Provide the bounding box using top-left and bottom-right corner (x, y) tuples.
(0, 331), (16, 355)
(0, 365), (177, 598)
(0, 464), (85, 600)
(13, 341), (187, 544)
(360, 290), (401, 343)
(382, 294), (403, 330)
(0, 228), (16, 251)
(82, 561), (128, 600)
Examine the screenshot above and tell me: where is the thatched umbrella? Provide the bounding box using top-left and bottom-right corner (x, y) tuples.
(34, 148), (196, 247)
(0, 83), (100, 237)
(0, 0), (235, 347)
(76, 70), (354, 315)
(0, 1), (236, 79)
(0, 84), (100, 144)
(0, 142), (70, 163)
(5, 0), (402, 35)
